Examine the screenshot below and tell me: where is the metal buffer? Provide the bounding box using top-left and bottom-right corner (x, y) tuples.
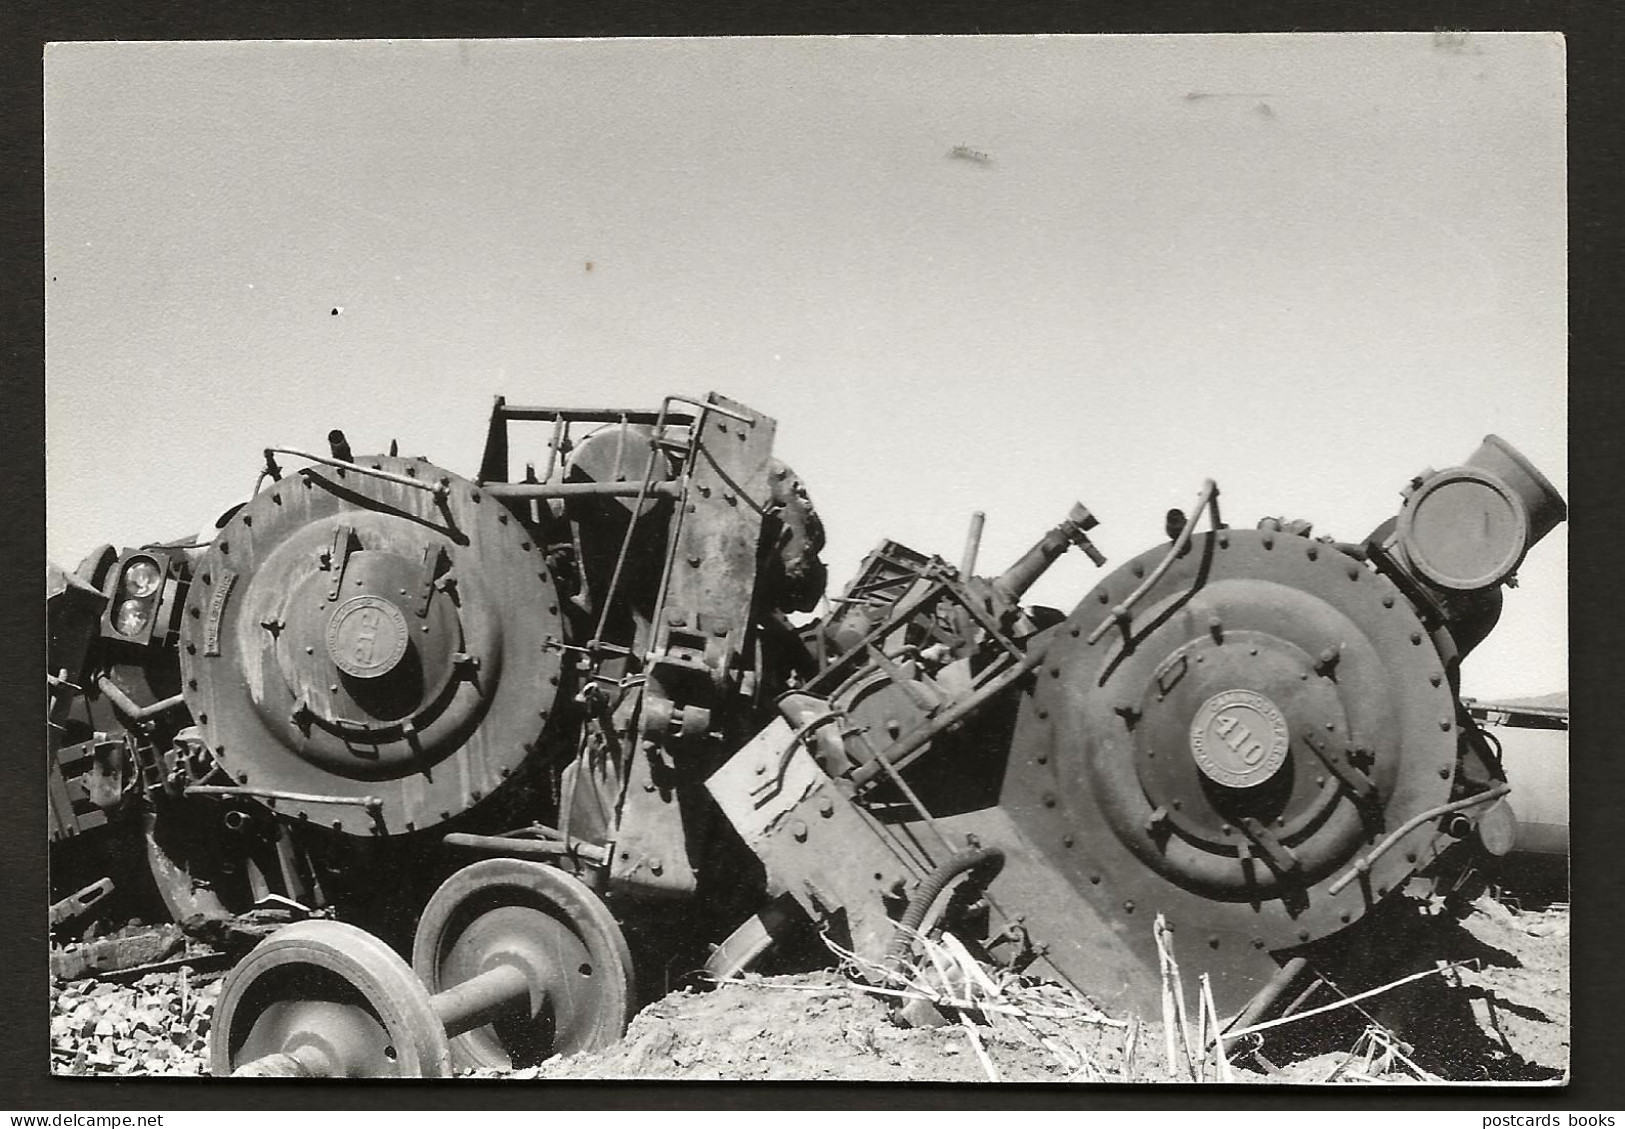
(213, 860), (633, 1077)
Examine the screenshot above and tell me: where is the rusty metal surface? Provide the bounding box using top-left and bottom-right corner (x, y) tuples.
(610, 395), (783, 895)
(179, 456), (565, 836)
(50, 877), (116, 928)
(926, 806), (1233, 1015)
(1003, 527), (1460, 1010)
(51, 924), (185, 981)
(707, 717), (919, 963)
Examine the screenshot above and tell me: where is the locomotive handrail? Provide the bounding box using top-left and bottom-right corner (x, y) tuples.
(260, 447), (451, 500)
(185, 784), (385, 812)
(752, 707), (850, 807)
(442, 831), (608, 865)
(483, 481), (682, 500)
(1326, 782), (1511, 895)
(95, 677), (187, 724)
(1086, 479), (1221, 646)
(589, 398), (698, 655)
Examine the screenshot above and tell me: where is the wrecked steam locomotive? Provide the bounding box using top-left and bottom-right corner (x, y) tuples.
(47, 393), (1565, 1078)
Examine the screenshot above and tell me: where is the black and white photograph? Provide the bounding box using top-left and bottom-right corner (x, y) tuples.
(44, 34), (1568, 1085)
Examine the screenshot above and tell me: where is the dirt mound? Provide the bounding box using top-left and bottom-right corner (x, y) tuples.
(485, 969), (1135, 1083)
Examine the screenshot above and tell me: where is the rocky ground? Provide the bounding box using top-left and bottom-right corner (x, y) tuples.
(49, 891), (1568, 1084)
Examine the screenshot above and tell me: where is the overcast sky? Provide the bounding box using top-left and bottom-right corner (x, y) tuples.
(44, 34), (1566, 698)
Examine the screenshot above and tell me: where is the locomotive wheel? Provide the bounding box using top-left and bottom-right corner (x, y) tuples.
(211, 920), (450, 1078)
(412, 858), (635, 1070)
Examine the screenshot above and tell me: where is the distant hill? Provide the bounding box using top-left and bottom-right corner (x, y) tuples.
(1490, 691), (1568, 712)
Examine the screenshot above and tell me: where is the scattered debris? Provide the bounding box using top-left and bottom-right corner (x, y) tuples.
(48, 892), (1568, 1082)
(50, 969), (222, 1076)
(51, 924), (185, 982)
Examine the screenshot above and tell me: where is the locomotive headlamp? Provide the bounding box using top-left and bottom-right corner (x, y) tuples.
(121, 557), (163, 599)
(1396, 436), (1566, 593)
(114, 598), (151, 637)
(101, 549), (174, 644)
(1398, 468), (1529, 591)
(1367, 435), (1565, 660)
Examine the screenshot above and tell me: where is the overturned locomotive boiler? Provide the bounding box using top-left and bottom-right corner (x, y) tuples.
(48, 393), (1565, 1079)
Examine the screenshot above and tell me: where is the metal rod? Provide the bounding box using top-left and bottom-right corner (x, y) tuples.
(960, 511), (985, 578)
(1221, 956), (1309, 1043)
(1087, 479), (1219, 646)
(492, 406), (695, 425)
(850, 724), (956, 861)
(483, 480), (681, 500)
(848, 642), (1050, 791)
(95, 678), (186, 723)
(442, 831), (608, 865)
(1327, 783), (1511, 895)
(184, 785), (383, 811)
(264, 447), (449, 498)
(660, 395), (755, 424)
(1222, 961), (1468, 1043)
(430, 963), (534, 1037)
(231, 1045), (329, 1078)
(541, 414), (567, 484)
(589, 401), (690, 655)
